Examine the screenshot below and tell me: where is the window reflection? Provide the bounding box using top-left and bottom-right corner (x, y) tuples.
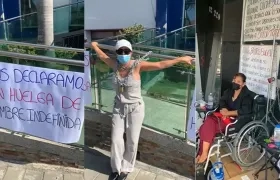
(21, 0), (37, 14)
(183, 0), (195, 51)
(20, 0), (38, 28)
(184, 0), (195, 26)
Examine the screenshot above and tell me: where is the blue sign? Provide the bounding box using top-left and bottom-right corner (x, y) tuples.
(167, 0), (184, 32)
(155, 0), (167, 35)
(3, 0), (19, 19)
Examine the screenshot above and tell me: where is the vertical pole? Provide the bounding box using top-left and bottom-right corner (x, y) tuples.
(181, 0), (185, 27)
(1, 0), (7, 40)
(68, 0), (71, 29)
(19, 0), (22, 41)
(150, 29), (153, 43)
(266, 34), (276, 124)
(239, 0), (246, 71)
(92, 52), (100, 110)
(185, 72), (192, 139)
(174, 32), (177, 49)
(195, 33), (202, 100)
(97, 69), (102, 110)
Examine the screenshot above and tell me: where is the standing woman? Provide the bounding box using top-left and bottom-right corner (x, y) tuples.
(91, 39), (194, 180)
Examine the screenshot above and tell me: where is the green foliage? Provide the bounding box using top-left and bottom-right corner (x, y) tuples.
(0, 45), (78, 71)
(175, 62), (195, 72)
(0, 45), (37, 64)
(55, 50), (77, 59)
(6, 45), (36, 55)
(95, 61), (110, 73)
(119, 23), (145, 43)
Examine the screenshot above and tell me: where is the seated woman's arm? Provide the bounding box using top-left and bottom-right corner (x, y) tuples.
(222, 96), (253, 117)
(222, 109), (238, 116)
(236, 96), (253, 116)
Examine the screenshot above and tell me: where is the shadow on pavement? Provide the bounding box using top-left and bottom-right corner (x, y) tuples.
(84, 147), (111, 175)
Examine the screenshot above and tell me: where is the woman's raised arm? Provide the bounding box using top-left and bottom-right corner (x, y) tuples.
(139, 56), (194, 72)
(91, 42), (116, 68)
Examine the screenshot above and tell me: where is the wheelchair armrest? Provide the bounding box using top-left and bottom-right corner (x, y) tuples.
(224, 115), (253, 136)
(254, 94), (260, 100)
(205, 107), (219, 117)
(225, 118), (238, 136)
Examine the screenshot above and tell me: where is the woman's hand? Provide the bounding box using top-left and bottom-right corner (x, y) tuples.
(220, 108), (229, 116)
(179, 56), (194, 65)
(91, 42), (98, 47)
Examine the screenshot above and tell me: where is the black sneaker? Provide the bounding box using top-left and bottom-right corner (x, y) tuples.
(109, 172), (119, 180)
(118, 172), (128, 180)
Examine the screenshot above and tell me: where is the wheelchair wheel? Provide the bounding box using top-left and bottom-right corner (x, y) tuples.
(233, 121), (269, 167)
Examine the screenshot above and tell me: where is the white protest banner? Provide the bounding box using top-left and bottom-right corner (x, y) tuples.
(239, 45), (280, 99)
(243, 0), (280, 41)
(187, 89), (196, 143)
(84, 51), (93, 106)
(0, 62), (86, 143)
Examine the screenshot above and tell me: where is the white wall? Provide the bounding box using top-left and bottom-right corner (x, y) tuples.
(85, 0), (156, 30)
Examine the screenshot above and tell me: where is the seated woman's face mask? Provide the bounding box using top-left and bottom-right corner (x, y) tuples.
(232, 82), (241, 90)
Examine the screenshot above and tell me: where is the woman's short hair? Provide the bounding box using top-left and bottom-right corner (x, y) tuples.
(234, 73), (246, 82)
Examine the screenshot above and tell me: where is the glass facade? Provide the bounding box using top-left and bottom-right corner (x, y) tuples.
(183, 0), (195, 51)
(0, 0), (84, 45)
(184, 0), (195, 26)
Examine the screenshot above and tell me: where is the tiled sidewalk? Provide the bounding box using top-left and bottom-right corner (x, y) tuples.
(0, 148), (191, 180)
(0, 161), (84, 180)
(85, 148), (189, 180)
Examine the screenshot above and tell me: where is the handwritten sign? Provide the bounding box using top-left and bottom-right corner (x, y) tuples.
(239, 45), (280, 99)
(243, 0), (280, 41)
(0, 62), (87, 143)
(187, 89), (196, 143)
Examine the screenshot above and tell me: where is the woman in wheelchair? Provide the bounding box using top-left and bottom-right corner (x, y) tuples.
(196, 73), (253, 164)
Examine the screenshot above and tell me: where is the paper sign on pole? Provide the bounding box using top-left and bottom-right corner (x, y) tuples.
(243, 0), (280, 41)
(0, 62), (86, 143)
(239, 45), (280, 99)
(84, 51), (93, 106)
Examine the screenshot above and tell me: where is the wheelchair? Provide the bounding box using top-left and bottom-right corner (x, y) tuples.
(196, 92), (270, 174)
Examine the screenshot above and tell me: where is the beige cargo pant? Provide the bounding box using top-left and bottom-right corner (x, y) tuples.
(110, 100), (145, 174)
